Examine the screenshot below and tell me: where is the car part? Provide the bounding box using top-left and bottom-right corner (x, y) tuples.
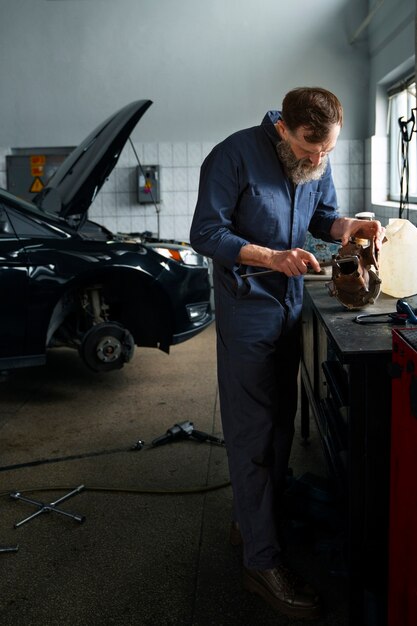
(327, 238), (381, 309)
(79, 321), (135, 372)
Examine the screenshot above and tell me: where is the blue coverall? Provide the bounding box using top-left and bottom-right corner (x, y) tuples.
(190, 110), (340, 569)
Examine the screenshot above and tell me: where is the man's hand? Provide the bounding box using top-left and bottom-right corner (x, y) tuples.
(269, 248), (321, 276)
(330, 217), (385, 250)
(238, 243), (321, 277)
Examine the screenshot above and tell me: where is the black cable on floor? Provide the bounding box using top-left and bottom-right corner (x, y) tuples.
(0, 481), (231, 499)
(0, 438), (230, 495)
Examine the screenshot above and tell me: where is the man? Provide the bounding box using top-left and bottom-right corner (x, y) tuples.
(190, 87), (383, 619)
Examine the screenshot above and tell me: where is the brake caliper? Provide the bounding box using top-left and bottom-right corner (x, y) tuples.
(327, 238), (381, 309)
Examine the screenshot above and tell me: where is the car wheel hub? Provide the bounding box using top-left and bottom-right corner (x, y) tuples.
(96, 336), (122, 362)
(79, 322), (135, 372)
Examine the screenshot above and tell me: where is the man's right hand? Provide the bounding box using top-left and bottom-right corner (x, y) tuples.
(269, 248), (321, 277)
(238, 243), (320, 277)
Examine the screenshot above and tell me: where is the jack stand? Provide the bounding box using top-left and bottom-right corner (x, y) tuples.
(10, 485), (86, 528)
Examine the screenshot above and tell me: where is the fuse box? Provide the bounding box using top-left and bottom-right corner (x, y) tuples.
(138, 165), (160, 204)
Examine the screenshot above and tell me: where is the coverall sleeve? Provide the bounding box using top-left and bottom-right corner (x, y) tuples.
(189, 145), (249, 270)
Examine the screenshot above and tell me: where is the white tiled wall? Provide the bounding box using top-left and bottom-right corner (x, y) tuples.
(90, 141), (216, 241)
(329, 139), (365, 217)
(0, 138), (373, 240)
(96, 138), (366, 239)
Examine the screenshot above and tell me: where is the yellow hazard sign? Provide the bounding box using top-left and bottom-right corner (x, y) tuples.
(30, 177), (44, 193)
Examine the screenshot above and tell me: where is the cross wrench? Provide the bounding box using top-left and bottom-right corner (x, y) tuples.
(10, 485), (86, 528)
(0, 545), (19, 553)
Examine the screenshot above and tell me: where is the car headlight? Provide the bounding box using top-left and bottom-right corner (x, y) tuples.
(153, 246), (208, 267)
(186, 302), (210, 322)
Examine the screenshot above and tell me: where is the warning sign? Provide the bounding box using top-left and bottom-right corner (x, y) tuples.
(30, 155), (45, 177)
(30, 176), (44, 193)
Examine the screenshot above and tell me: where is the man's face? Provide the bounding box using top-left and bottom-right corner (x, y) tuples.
(275, 122), (340, 185)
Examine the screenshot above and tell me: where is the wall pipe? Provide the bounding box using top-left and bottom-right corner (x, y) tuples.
(350, 0), (384, 44)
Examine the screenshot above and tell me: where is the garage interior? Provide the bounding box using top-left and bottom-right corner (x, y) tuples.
(0, 1), (416, 625)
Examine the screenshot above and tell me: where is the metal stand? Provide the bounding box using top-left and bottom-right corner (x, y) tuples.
(10, 485), (86, 528)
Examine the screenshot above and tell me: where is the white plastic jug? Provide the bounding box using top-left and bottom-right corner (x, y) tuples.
(379, 218), (417, 297)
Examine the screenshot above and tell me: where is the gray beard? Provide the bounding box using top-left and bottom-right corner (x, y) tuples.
(276, 140), (328, 185)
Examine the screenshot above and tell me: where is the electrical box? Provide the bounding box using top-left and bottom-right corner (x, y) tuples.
(137, 165), (160, 204)
(6, 148), (73, 201)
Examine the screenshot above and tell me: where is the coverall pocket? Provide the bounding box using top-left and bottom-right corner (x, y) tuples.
(308, 191), (323, 215)
(236, 192), (278, 244)
(233, 268), (252, 298)
(215, 265), (252, 299)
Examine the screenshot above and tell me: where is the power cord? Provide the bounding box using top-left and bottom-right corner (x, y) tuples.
(0, 422), (230, 496)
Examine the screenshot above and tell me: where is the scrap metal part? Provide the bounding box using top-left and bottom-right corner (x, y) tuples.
(327, 239), (381, 309)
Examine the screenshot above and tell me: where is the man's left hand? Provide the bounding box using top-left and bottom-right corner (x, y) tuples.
(331, 217), (385, 250)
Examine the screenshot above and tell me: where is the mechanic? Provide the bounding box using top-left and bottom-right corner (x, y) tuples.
(190, 87), (384, 619)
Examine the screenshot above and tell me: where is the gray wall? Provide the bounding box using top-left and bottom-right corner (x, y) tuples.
(1, 0), (370, 146)
(365, 0), (416, 223)
(368, 0), (415, 136)
(0, 0), (415, 238)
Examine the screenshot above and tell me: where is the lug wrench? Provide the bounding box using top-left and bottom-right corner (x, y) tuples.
(10, 485), (86, 528)
(0, 545), (19, 553)
(240, 260), (332, 279)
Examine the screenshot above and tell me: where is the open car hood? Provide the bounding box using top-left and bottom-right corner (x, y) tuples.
(34, 100), (152, 218)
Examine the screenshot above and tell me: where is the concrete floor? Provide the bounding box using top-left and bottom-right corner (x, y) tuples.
(0, 323), (348, 625)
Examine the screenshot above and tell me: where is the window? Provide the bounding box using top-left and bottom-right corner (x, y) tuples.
(388, 78), (416, 209)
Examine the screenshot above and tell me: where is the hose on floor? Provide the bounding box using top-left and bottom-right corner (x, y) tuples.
(0, 438), (231, 496)
(0, 481), (231, 499)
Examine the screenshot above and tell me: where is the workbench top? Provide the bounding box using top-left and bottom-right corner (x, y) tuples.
(304, 281), (417, 362)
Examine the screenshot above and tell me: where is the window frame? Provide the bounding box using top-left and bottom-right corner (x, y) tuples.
(388, 77), (417, 204)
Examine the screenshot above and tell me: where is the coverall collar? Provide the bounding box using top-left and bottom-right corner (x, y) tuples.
(261, 110), (282, 146)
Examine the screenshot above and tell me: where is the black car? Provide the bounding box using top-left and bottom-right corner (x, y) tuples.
(0, 100), (213, 372)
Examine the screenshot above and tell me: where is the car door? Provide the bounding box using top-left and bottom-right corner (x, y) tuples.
(0, 206), (29, 361)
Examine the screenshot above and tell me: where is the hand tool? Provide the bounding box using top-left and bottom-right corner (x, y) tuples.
(240, 260), (332, 279)
(0, 545), (19, 553)
(10, 485), (86, 528)
(396, 299), (417, 324)
(152, 421), (225, 447)
(354, 299), (417, 325)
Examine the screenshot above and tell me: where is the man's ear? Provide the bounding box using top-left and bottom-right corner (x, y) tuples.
(275, 120), (287, 139)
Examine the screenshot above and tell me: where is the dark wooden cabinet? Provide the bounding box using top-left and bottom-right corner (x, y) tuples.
(301, 283), (402, 626)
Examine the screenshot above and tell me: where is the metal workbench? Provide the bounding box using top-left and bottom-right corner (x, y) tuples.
(300, 282), (413, 626)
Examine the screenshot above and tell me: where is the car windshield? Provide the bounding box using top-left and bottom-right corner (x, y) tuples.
(0, 187), (62, 221)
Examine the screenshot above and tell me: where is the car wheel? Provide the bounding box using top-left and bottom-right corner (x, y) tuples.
(79, 322), (135, 372)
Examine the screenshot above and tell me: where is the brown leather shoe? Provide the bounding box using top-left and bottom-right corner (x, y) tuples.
(229, 521), (243, 546)
(243, 564), (321, 619)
